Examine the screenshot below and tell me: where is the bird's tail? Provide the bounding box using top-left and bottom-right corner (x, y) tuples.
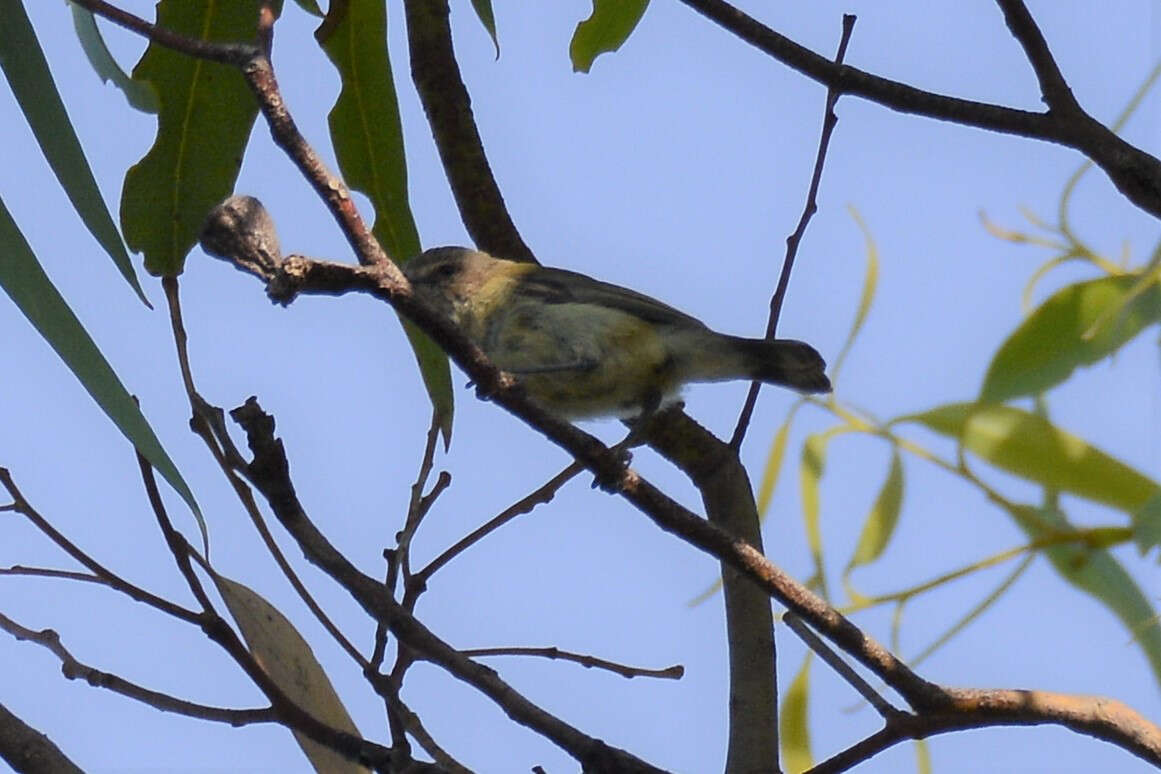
(724, 336), (831, 393)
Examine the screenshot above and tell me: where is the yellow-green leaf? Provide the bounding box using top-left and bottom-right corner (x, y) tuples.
(121, 0), (280, 277)
(756, 404), (800, 518)
(779, 654), (813, 774)
(1006, 505), (1161, 690)
(847, 450), (903, 572)
(830, 208), (879, 386)
(901, 403), (1160, 517)
(321, 0), (453, 445)
(981, 274), (1161, 403)
(214, 573), (369, 773)
(0, 196), (201, 528)
(1, 0), (148, 303)
(569, 0), (649, 73)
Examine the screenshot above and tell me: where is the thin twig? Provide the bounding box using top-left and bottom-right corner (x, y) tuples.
(414, 462), (584, 584)
(162, 278), (368, 670)
(730, 14), (855, 450)
(135, 452), (397, 770)
(0, 566), (106, 585)
(230, 398), (667, 773)
(674, 0), (1161, 219)
(782, 613), (897, 719)
(462, 646), (684, 681)
(0, 468), (200, 624)
(0, 609), (274, 726)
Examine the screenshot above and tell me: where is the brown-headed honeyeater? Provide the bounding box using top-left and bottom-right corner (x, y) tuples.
(404, 247), (830, 419)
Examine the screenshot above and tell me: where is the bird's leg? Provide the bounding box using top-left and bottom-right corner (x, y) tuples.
(590, 390), (664, 491)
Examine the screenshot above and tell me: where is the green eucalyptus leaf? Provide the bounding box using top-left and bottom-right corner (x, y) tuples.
(981, 274), (1161, 403)
(569, 0), (649, 73)
(0, 0), (148, 303)
(121, 0), (280, 277)
(321, 0), (453, 445)
(0, 196), (201, 529)
(847, 450), (904, 572)
(68, 3), (160, 113)
(901, 403), (1160, 517)
(1007, 504), (1161, 689)
(470, 0), (499, 57)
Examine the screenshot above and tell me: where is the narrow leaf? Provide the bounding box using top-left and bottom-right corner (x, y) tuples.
(121, 0), (281, 277)
(569, 0), (649, 73)
(779, 655), (813, 774)
(847, 450), (904, 572)
(1006, 505), (1161, 689)
(829, 207), (879, 386)
(0, 196), (201, 525)
(981, 274), (1161, 403)
(321, 0), (453, 444)
(68, 3), (160, 113)
(901, 403), (1160, 516)
(291, 0), (324, 17)
(756, 403), (801, 518)
(0, 0), (148, 303)
(213, 574), (369, 773)
(470, 0), (500, 58)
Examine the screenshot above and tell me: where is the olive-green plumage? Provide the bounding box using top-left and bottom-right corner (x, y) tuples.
(405, 247), (830, 419)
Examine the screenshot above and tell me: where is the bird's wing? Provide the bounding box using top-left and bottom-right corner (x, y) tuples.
(512, 266), (708, 330)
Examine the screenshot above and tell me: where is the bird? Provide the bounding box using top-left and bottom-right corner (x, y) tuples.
(404, 246), (830, 420)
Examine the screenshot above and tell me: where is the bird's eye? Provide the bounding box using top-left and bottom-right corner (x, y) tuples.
(432, 263), (457, 280)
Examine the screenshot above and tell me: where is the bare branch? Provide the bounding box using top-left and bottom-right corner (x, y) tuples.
(415, 462), (583, 584)
(403, 0), (535, 262)
(675, 0), (1161, 219)
(730, 14), (855, 450)
(0, 702), (84, 774)
(229, 398), (668, 774)
(993, 0), (1080, 112)
(0, 610), (273, 726)
(782, 613), (897, 719)
(0, 468), (200, 624)
(462, 646), (684, 681)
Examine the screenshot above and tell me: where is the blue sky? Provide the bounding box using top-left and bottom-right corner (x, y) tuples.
(2, 1), (1159, 772)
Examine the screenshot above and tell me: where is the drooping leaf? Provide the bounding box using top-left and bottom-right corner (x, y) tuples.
(756, 402), (802, 518)
(1006, 504), (1161, 689)
(469, 0), (499, 57)
(320, 0), (453, 445)
(981, 274), (1161, 403)
(121, 0), (281, 277)
(569, 0), (649, 73)
(901, 403), (1160, 517)
(213, 573), (369, 773)
(0, 0), (148, 303)
(846, 450), (903, 572)
(68, 3), (160, 113)
(829, 207), (879, 386)
(0, 196), (201, 527)
(779, 654), (813, 774)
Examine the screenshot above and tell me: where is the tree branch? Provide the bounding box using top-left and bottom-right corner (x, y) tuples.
(730, 13), (855, 450)
(675, 0), (1161, 219)
(0, 702), (84, 774)
(228, 398), (667, 774)
(403, 0), (535, 261)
